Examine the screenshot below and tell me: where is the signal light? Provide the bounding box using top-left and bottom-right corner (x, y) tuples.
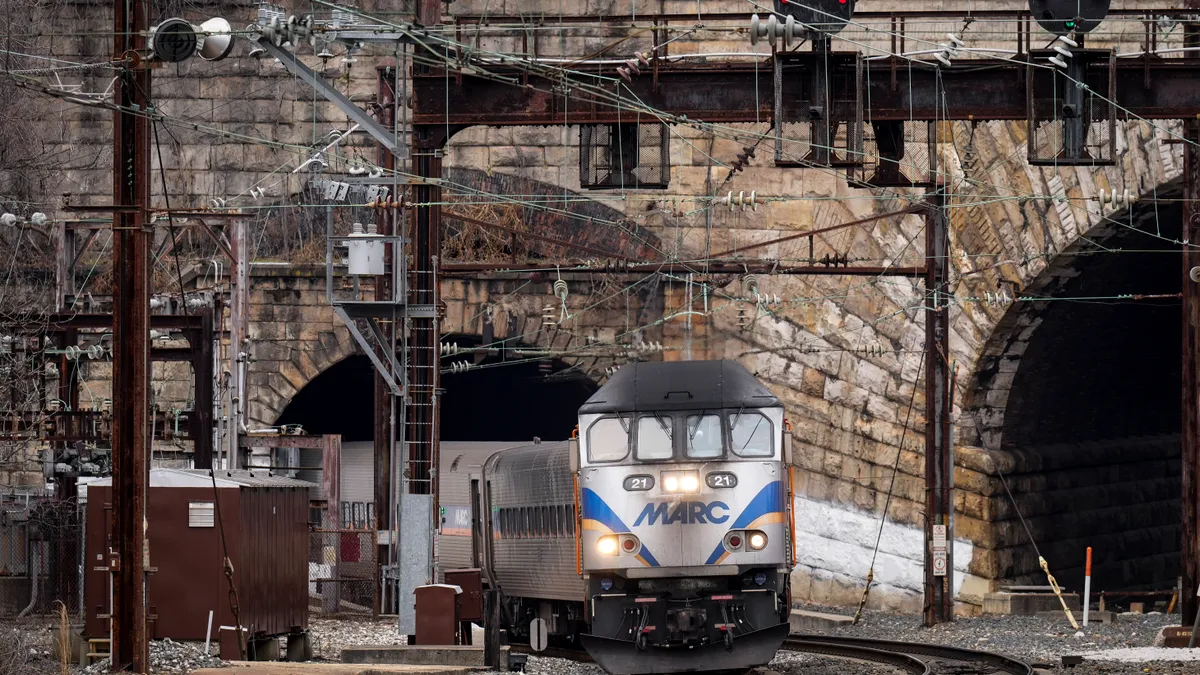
(1027, 0), (1110, 35)
(149, 17), (235, 63)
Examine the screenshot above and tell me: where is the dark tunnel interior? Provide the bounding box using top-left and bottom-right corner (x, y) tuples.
(275, 336), (596, 443)
(997, 196), (1182, 596)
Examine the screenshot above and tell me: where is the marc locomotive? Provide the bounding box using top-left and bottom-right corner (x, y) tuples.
(439, 360), (796, 674)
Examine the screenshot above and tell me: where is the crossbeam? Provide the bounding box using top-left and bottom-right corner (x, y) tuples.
(411, 58), (1200, 125)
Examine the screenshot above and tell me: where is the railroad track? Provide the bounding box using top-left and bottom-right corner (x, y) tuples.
(509, 633), (1035, 675)
(783, 635), (1035, 675)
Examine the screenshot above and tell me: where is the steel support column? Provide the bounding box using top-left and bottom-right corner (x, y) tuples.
(924, 189), (953, 626)
(192, 309), (215, 470)
(110, 0), (151, 667)
(374, 65), (397, 616)
(1182, 118), (1200, 627)
(409, 128), (442, 498)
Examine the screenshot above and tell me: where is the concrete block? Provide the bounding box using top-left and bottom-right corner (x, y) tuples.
(983, 592), (1080, 615)
(1038, 610), (1114, 624)
(789, 608), (854, 633)
(342, 645), (509, 667)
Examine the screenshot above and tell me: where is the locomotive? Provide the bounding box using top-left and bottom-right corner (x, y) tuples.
(439, 360), (796, 674)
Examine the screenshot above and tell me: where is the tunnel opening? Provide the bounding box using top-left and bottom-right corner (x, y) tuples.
(976, 189), (1182, 598)
(275, 336), (596, 443)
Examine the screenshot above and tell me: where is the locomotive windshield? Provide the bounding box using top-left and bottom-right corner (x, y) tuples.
(729, 411), (773, 457)
(685, 414), (722, 458)
(584, 408), (777, 463)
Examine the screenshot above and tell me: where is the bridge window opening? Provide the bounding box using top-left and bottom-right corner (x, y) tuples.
(975, 194), (1182, 596)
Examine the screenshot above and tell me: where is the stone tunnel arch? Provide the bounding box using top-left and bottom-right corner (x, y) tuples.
(273, 334), (597, 443)
(965, 182), (1183, 598)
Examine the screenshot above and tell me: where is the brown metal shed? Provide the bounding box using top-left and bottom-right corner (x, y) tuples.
(83, 469), (311, 642)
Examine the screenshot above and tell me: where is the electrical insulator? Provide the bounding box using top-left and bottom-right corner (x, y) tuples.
(542, 306), (556, 326)
(1096, 188), (1134, 208)
(984, 290), (1014, 307)
(721, 191), (758, 212)
(737, 306), (750, 328)
(1028, 0), (1110, 35)
(553, 279), (569, 300)
(448, 360), (473, 374)
(748, 13), (802, 49)
(440, 342), (462, 356)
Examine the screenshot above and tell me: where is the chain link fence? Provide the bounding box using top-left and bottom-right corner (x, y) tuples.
(309, 528), (377, 618)
(0, 494), (83, 619)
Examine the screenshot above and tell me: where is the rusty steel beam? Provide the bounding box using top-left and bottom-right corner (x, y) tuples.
(443, 209), (637, 261)
(0, 409), (196, 443)
(374, 65), (396, 617)
(450, 9), (1193, 24)
(710, 206), (925, 259)
(110, 0), (151, 665)
(412, 59), (1200, 125)
(923, 190), (953, 626)
(440, 260), (924, 276)
(1183, 118), (1200, 628)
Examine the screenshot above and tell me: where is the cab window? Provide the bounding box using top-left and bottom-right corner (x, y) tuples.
(636, 415), (674, 460)
(729, 412), (773, 457)
(686, 414), (723, 458)
(588, 416), (630, 462)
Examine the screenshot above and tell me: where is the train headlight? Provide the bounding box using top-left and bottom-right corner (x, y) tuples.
(660, 470), (700, 493)
(597, 535), (619, 556)
(748, 531), (768, 550)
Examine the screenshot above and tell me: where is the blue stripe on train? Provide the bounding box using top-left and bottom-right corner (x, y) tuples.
(582, 488), (660, 567)
(704, 480), (785, 565)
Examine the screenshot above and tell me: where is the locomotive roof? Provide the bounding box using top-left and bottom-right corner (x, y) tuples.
(578, 360), (780, 414)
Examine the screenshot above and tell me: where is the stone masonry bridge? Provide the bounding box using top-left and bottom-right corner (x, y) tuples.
(27, 0), (1190, 614)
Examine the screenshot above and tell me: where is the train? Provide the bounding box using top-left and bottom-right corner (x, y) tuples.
(439, 360), (796, 674)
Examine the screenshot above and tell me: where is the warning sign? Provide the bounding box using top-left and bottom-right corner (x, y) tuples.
(932, 524), (947, 549)
(933, 550), (948, 577)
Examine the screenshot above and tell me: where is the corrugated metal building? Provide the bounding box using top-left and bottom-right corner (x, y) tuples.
(83, 469), (312, 641)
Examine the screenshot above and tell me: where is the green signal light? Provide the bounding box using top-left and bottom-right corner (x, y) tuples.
(1065, 20), (1076, 28)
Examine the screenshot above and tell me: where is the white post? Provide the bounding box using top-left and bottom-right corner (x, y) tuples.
(1082, 546), (1092, 627)
(204, 610), (214, 655)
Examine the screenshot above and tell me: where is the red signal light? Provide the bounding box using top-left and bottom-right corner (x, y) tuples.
(623, 538), (636, 551)
(728, 535), (742, 548)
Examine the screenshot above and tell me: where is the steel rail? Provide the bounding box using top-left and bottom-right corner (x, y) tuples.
(785, 634), (1035, 675)
(782, 637), (930, 674)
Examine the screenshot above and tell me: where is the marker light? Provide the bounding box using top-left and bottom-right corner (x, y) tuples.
(663, 475), (679, 492)
(600, 578), (614, 591)
(728, 534), (742, 549)
(748, 532), (768, 550)
(754, 572), (767, 586)
(680, 474), (700, 492)
(597, 535), (618, 556)
(623, 538), (637, 552)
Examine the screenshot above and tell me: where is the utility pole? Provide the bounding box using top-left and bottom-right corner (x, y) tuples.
(1181, 117), (1200, 629)
(1182, 0), (1200, 634)
(924, 187), (954, 626)
(110, 0), (151, 669)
